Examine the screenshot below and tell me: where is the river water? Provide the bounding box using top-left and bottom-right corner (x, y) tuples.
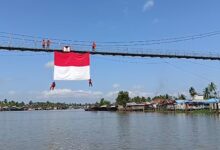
(0, 110), (220, 150)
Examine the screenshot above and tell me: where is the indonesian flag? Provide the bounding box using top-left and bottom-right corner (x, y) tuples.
(54, 51), (90, 80)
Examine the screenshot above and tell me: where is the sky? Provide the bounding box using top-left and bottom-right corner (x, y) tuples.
(0, 0), (220, 103)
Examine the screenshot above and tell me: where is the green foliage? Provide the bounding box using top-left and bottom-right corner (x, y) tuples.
(98, 98), (111, 106)
(146, 97), (151, 102)
(152, 94), (173, 100)
(130, 96), (146, 103)
(0, 100), (70, 110)
(189, 87), (197, 98)
(116, 91), (130, 107)
(29, 100), (33, 105)
(203, 87), (210, 99)
(208, 82), (217, 98)
(178, 94), (186, 100)
(203, 82), (218, 99)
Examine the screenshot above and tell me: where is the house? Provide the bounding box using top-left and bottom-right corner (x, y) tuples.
(152, 98), (175, 110)
(187, 100), (209, 110)
(117, 105), (125, 111)
(193, 94), (204, 100)
(175, 99), (209, 110)
(108, 105), (117, 111)
(2, 106), (9, 111)
(206, 98), (220, 110)
(126, 102), (145, 111)
(175, 100), (186, 110)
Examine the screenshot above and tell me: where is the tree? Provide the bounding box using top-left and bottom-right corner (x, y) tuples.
(141, 97), (147, 102)
(203, 82), (218, 99)
(146, 97), (151, 102)
(4, 99), (8, 104)
(29, 100), (33, 105)
(189, 87), (197, 99)
(203, 87), (210, 99)
(131, 96), (147, 103)
(152, 94), (173, 100)
(208, 82), (217, 98)
(99, 98), (110, 106)
(178, 94), (186, 100)
(209, 82), (217, 92)
(116, 91), (130, 107)
(20, 101), (25, 107)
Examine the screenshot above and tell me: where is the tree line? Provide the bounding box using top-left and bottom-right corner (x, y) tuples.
(97, 82), (219, 107)
(0, 100), (83, 110)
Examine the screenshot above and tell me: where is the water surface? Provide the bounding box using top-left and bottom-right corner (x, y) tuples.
(0, 110), (220, 150)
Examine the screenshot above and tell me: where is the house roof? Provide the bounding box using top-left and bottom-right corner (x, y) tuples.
(126, 102), (145, 106)
(206, 98), (220, 103)
(175, 99), (220, 104)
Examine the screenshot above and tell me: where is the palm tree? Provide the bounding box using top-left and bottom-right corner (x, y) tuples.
(189, 87), (197, 99)
(207, 82), (219, 110)
(178, 94), (186, 100)
(203, 87), (210, 99)
(208, 82), (217, 98)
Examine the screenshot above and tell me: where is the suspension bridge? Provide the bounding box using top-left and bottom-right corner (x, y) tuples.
(0, 45), (220, 61)
(0, 31), (220, 61)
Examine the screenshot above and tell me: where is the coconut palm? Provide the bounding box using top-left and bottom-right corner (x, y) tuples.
(203, 87), (210, 99)
(208, 82), (217, 98)
(178, 94), (186, 100)
(209, 82), (217, 92)
(189, 87), (197, 99)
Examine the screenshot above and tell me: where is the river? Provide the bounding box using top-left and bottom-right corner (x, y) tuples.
(0, 110), (220, 150)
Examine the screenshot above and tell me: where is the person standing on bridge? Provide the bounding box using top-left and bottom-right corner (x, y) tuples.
(92, 41), (96, 52)
(46, 39), (51, 49)
(42, 39), (46, 48)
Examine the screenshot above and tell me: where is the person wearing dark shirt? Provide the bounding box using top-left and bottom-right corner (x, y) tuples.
(89, 79), (93, 87)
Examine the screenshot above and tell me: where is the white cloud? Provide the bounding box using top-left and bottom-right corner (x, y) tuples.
(143, 0), (155, 12)
(106, 91), (119, 100)
(4, 88), (153, 103)
(113, 83), (120, 89)
(41, 89), (103, 99)
(45, 61), (54, 68)
(128, 90), (152, 98)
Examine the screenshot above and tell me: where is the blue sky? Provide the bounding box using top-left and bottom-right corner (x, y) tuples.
(0, 0), (220, 103)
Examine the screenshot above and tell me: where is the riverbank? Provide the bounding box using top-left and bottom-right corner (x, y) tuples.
(147, 109), (219, 115)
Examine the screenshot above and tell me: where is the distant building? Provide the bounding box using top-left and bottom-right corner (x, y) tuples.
(175, 100), (186, 110)
(126, 102), (145, 111)
(193, 94), (204, 100)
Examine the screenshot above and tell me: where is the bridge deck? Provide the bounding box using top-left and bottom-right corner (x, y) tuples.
(0, 46), (220, 61)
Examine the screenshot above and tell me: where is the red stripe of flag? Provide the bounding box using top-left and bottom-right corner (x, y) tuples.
(54, 51), (90, 67)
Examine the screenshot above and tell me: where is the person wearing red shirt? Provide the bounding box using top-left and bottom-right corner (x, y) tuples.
(92, 41), (96, 51)
(50, 81), (56, 90)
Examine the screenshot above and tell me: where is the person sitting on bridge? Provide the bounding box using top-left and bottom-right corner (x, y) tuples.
(92, 41), (96, 51)
(88, 79), (93, 87)
(42, 39), (46, 48)
(50, 81), (56, 90)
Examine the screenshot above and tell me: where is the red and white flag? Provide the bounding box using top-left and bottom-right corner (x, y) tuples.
(54, 51), (90, 80)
